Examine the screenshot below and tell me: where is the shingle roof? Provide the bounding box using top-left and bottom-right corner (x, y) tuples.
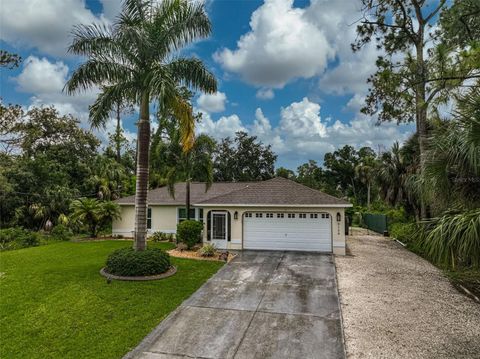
(116, 177), (351, 206)
(115, 182), (254, 205)
(197, 177), (351, 206)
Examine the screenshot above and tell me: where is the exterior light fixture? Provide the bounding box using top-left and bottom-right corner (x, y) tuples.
(234, 211), (238, 220)
(336, 212), (341, 222)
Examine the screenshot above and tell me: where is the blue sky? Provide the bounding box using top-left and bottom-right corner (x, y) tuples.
(0, 0), (415, 169)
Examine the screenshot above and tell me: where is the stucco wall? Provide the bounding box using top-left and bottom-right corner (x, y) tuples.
(112, 205), (178, 237)
(201, 206), (347, 255)
(113, 204), (348, 255)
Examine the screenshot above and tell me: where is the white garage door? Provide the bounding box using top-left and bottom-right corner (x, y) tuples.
(243, 212), (332, 252)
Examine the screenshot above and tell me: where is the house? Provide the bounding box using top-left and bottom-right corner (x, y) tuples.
(112, 177), (352, 255)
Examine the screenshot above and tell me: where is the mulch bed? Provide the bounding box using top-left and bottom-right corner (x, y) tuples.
(167, 249), (236, 263)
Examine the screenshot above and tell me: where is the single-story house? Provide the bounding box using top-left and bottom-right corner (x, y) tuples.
(113, 177), (352, 255)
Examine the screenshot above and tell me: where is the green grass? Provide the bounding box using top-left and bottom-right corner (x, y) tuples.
(0, 240), (224, 359)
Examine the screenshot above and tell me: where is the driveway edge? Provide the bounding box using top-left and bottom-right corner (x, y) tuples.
(333, 254), (348, 359)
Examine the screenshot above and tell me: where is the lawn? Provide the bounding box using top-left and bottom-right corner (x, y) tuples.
(0, 240), (224, 359)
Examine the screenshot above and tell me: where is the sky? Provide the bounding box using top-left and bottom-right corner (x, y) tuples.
(0, 0), (415, 170)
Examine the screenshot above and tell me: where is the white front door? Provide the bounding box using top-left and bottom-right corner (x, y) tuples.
(211, 211), (228, 249)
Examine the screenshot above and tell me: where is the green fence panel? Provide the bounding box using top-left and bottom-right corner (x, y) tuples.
(363, 213), (388, 234)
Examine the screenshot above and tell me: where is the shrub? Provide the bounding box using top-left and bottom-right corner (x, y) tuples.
(176, 220), (203, 249)
(420, 209), (480, 270)
(199, 243), (216, 257)
(389, 222), (419, 243)
(50, 224), (73, 241)
(0, 227), (41, 250)
(105, 247), (171, 276)
(151, 231), (167, 242)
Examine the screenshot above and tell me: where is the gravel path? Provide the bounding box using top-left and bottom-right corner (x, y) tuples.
(335, 228), (480, 359)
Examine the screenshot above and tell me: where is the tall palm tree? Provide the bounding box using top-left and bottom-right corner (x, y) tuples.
(355, 159), (376, 209)
(65, 0), (217, 250)
(164, 134), (215, 220)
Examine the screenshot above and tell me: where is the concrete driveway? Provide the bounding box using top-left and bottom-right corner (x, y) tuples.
(126, 251), (345, 359)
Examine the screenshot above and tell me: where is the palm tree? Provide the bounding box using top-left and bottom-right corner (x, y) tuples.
(355, 159), (376, 209)
(420, 86), (480, 213)
(70, 198), (101, 238)
(165, 134), (215, 220)
(65, 0), (217, 250)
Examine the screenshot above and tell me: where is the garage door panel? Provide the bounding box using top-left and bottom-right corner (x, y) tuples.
(244, 213), (332, 252)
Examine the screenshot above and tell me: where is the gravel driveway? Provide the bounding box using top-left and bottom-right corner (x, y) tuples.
(336, 228), (480, 359)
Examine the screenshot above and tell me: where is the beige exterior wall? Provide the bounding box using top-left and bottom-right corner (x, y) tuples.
(113, 204), (348, 255)
(112, 205), (136, 237)
(112, 205), (179, 237)
(201, 206), (348, 255)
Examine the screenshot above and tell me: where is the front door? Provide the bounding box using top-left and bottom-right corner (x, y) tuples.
(211, 211), (227, 249)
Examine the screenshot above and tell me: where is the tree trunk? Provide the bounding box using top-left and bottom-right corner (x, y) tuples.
(367, 182), (371, 210)
(414, 3), (428, 219)
(186, 180), (191, 221)
(115, 102), (121, 163)
(133, 92), (150, 251)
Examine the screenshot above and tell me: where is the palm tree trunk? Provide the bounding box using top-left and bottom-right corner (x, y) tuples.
(367, 182), (371, 210)
(186, 180), (191, 221)
(133, 92), (150, 251)
(115, 102), (121, 163)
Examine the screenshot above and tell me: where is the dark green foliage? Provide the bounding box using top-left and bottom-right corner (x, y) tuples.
(419, 209), (480, 270)
(105, 247), (171, 276)
(0, 228), (41, 251)
(50, 225), (73, 241)
(0, 50), (21, 69)
(389, 222), (419, 244)
(213, 132), (277, 181)
(176, 220), (203, 249)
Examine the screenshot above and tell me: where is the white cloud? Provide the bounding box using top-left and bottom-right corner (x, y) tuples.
(196, 97), (412, 168)
(214, 0), (335, 88)
(0, 0), (107, 57)
(197, 92), (227, 113)
(14, 56), (99, 122)
(344, 94), (366, 113)
(256, 88), (275, 100)
(12, 56), (136, 146)
(280, 97), (327, 139)
(196, 111), (246, 140)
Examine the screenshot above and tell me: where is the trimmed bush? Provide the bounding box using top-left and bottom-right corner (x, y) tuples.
(105, 247), (171, 276)
(199, 243), (216, 257)
(176, 220), (203, 249)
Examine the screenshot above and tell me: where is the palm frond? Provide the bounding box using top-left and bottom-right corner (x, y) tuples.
(89, 83), (135, 128)
(149, 0), (211, 57)
(167, 58), (217, 94)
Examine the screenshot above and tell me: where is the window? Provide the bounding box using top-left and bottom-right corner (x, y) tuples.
(147, 208), (152, 229)
(277, 213), (284, 218)
(178, 208), (201, 223)
(325, 213), (329, 218)
(287, 213), (295, 218)
(255, 213), (263, 218)
(245, 213), (252, 218)
(299, 213), (306, 218)
(310, 213), (318, 219)
(266, 213), (274, 218)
